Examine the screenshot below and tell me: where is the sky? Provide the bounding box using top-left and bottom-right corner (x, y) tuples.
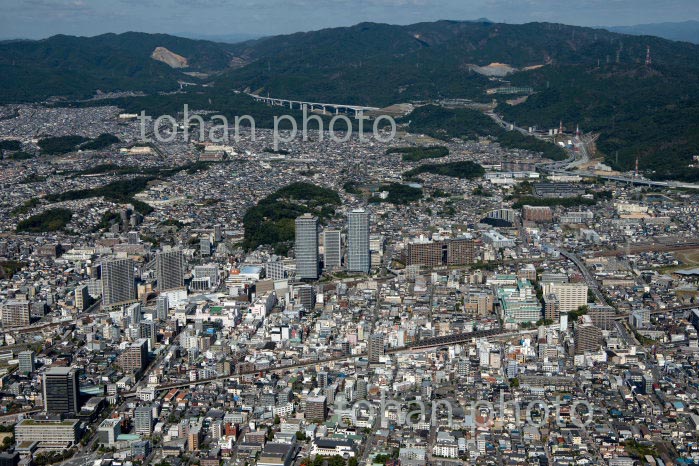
(1, 0), (699, 40)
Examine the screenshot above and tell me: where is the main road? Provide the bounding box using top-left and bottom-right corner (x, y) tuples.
(555, 248), (605, 304)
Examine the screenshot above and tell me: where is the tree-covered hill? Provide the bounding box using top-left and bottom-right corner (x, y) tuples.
(222, 20), (699, 106)
(243, 182), (340, 253)
(0, 32), (237, 103)
(499, 63), (699, 179)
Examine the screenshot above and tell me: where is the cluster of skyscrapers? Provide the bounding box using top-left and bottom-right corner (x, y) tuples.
(101, 248), (185, 309)
(295, 209), (370, 280)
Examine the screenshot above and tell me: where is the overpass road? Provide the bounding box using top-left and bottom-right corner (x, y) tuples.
(248, 93), (379, 116)
(556, 248), (606, 304)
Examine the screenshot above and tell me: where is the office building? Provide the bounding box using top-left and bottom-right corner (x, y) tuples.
(464, 291), (494, 316)
(127, 231), (139, 245)
(127, 302), (142, 326)
(347, 209), (370, 273)
(266, 260), (287, 280)
(189, 275), (210, 292)
(323, 229), (342, 271)
(406, 237), (476, 267)
(18, 350), (35, 374)
(15, 418), (80, 446)
(544, 294), (560, 322)
(192, 264), (219, 288)
(118, 339), (149, 376)
(97, 418), (122, 446)
(297, 285), (316, 310)
(155, 249), (185, 291)
(134, 405), (153, 436)
(630, 309), (651, 329)
(102, 259), (136, 309)
(139, 321), (157, 349)
(74, 285), (89, 311)
(306, 395), (327, 422)
(368, 333), (384, 363)
(518, 264), (537, 281)
(199, 238), (211, 257)
(624, 370), (652, 395)
(43, 367), (80, 415)
(588, 304), (616, 330)
(2, 300), (31, 328)
(370, 234), (384, 268)
(156, 295), (169, 321)
(295, 214), (319, 280)
(200, 237), (211, 256)
(188, 424), (202, 451)
(575, 316), (603, 355)
(132, 440), (151, 459)
(543, 282), (588, 313)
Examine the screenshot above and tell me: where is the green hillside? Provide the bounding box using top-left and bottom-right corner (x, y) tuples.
(402, 105), (567, 160)
(223, 21), (699, 105)
(499, 63), (699, 180)
(0, 32), (236, 103)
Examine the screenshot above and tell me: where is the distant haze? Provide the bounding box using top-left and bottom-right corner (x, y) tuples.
(1, 0), (699, 40)
(174, 33), (265, 44)
(605, 20), (699, 44)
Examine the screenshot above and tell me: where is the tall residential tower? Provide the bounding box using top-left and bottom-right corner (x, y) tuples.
(295, 214), (319, 280)
(347, 209), (370, 273)
(155, 249), (185, 291)
(101, 259), (135, 309)
(323, 229), (341, 271)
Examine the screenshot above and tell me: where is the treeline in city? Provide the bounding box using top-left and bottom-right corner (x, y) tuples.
(243, 182), (340, 253)
(37, 133), (120, 155)
(369, 183), (423, 205)
(386, 145), (449, 162)
(16, 208), (73, 233)
(404, 160), (486, 180)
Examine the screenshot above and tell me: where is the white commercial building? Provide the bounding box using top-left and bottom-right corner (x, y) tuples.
(543, 282), (588, 312)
